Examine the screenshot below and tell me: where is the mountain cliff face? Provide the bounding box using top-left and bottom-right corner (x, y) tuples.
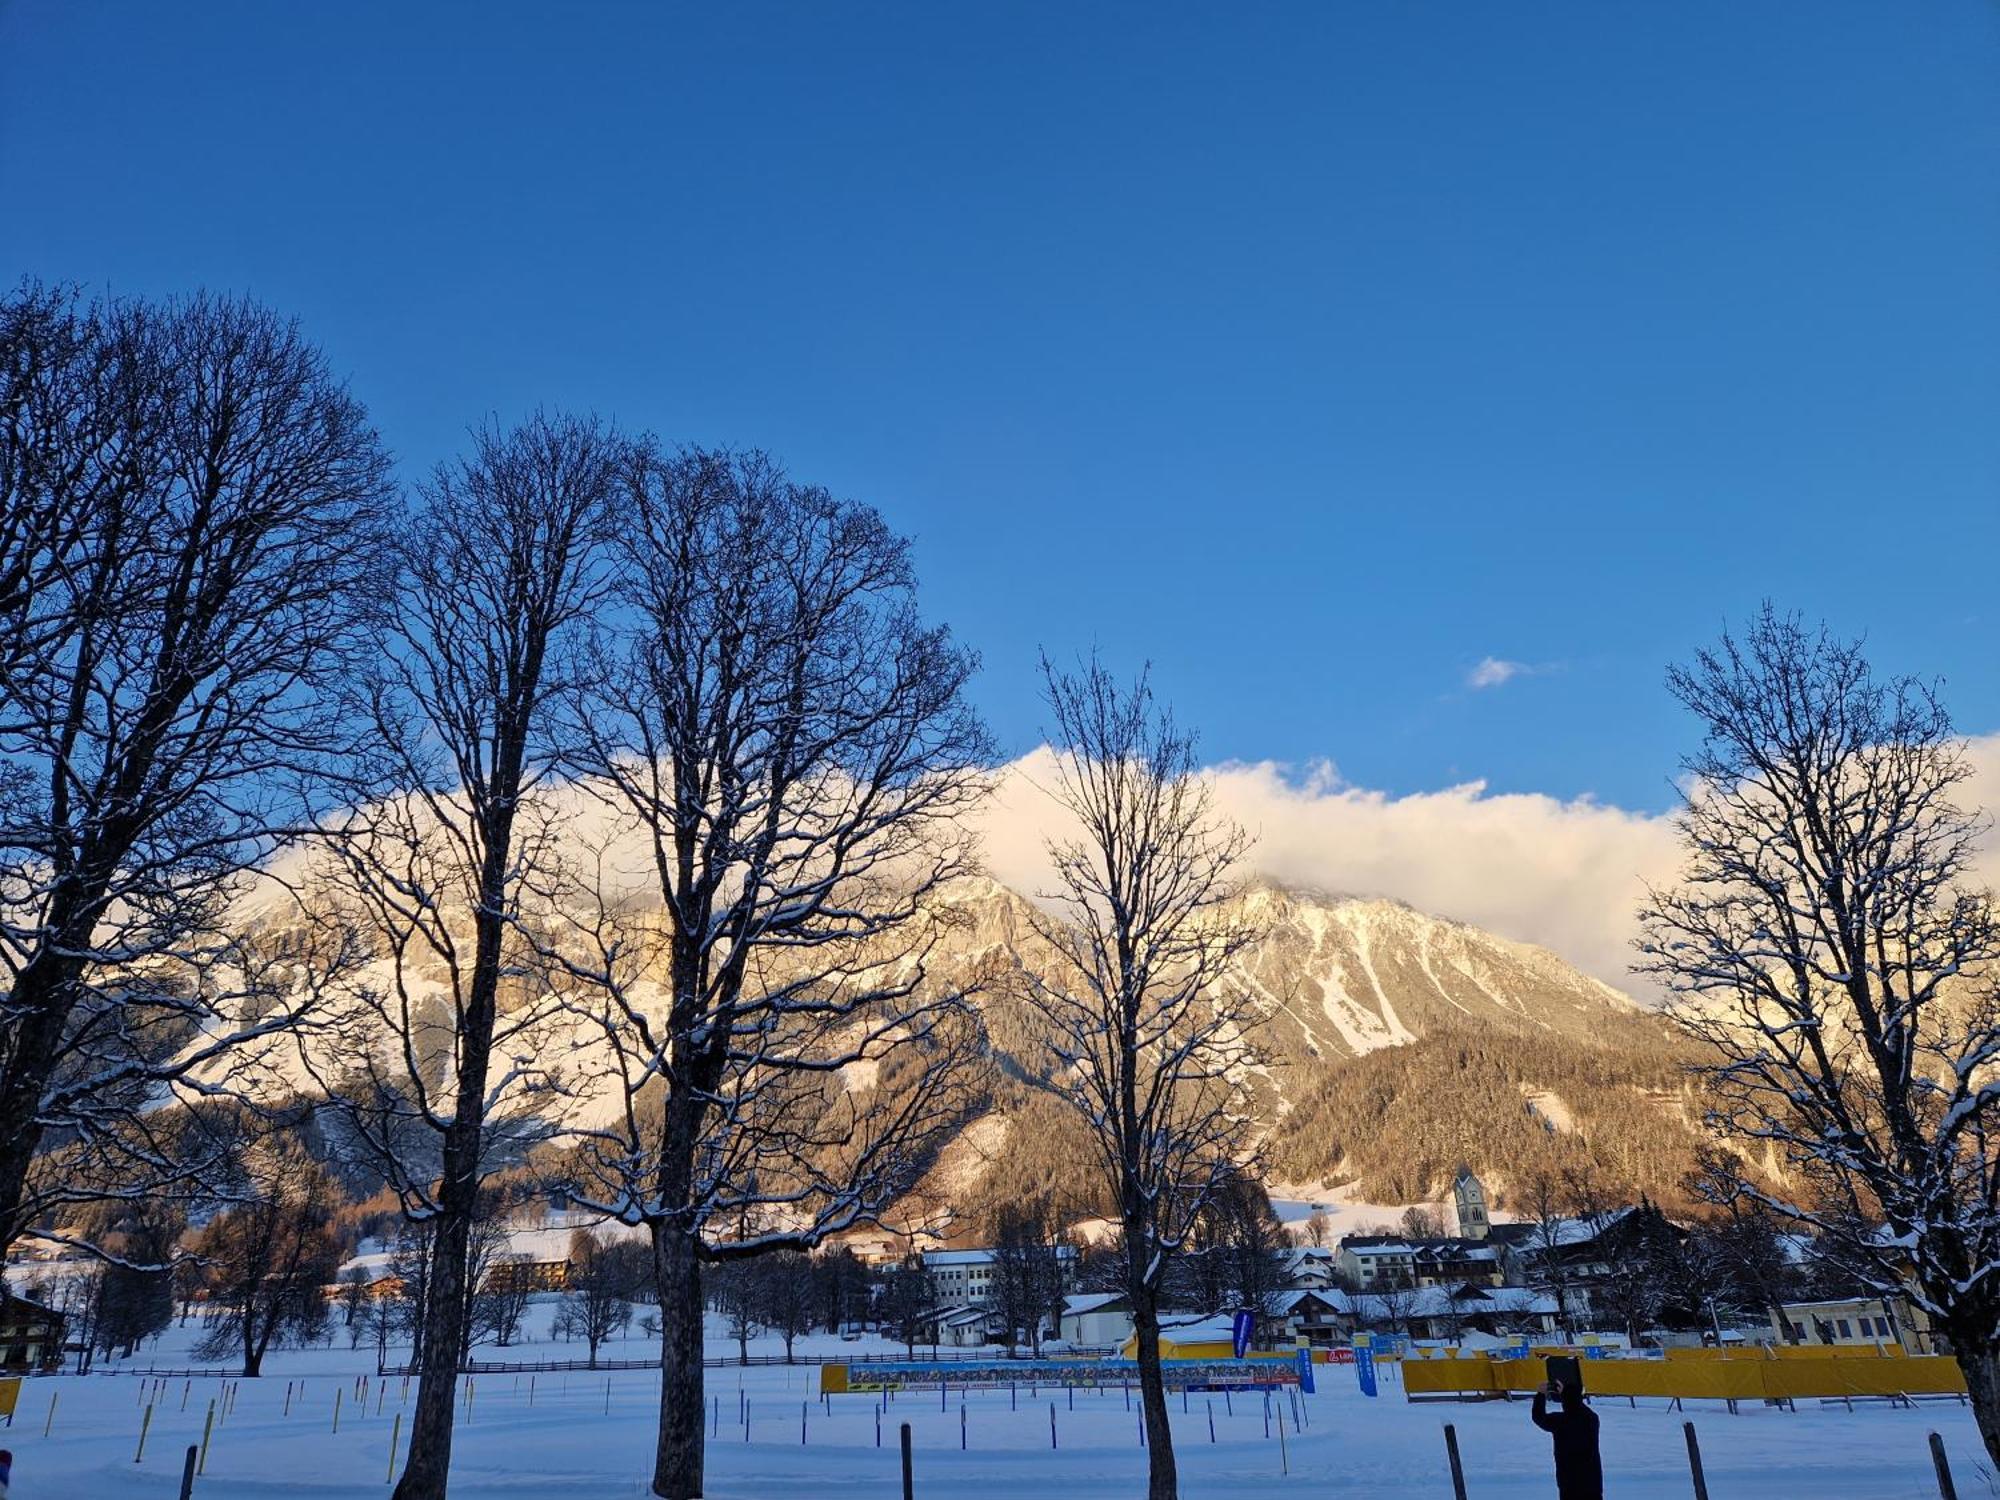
(895, 879), (1707, 1230)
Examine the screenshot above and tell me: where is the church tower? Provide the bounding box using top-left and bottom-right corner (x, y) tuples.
(1452, 1166), (1490, 1241)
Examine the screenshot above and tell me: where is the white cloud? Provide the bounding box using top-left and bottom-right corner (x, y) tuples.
(1467, 657), (1529, 690)
(976, 734), (2000, 999)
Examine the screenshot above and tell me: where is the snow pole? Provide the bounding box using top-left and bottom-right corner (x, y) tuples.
(1011, 1382), (1016, 1411)
(529, 1374), (536, 1407)
(377, 1380), (385, 1416)
(1207, 1399), (1215, 1443)
(43, 1389), (58, 1436)
(1123, 1382), (1130, 1413)
(1930, 1433), (1959, 1500)
(876, 1404), (882, 1448)
(605, 1377), (611, 1416)
(1067, 1383), (1073, 1411)
(1050, 1401), (1058, 1450)
(334, 1388), (343, 1435)
(960, 1400), (967, 1450)
(802, 1399), (808, 1445)
(1263, 1391), (1270, 1438)
(198, 1398), (216, 1475)
(179, 1443), (198, 1500)
(900, 1422), (914, 1500)
(1275, 1396), (1288, 1476)
(388, 1410), (403, 1484)
(1443, 1423), (1468, 1500)
(1684, 1421), (1710, 1500)
(1225, 1389), (1233, 1417)
(1137, 1403), (1146, 1447)
(713, 1394), (719, 1437)
(284, 1380), (292, 1417)
(134, 1400), (155, 1463)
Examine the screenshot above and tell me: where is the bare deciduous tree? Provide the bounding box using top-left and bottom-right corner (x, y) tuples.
(1639, 608), (2000, 1465)
(1019, 656), (1263, 1500)
(0, 284), (393, 1254)
(192, 1132), (344, 1377)
(300, 411), (623, 1500)
(554, 446), (990, 1500)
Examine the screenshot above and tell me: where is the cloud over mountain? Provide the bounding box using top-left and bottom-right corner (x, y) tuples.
(977, 734), (2000, 997)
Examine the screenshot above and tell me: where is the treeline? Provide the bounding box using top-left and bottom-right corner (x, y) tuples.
(1268, 1029), (1710, 1210)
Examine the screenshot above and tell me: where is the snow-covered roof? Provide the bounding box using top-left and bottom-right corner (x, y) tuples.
(1063, 1292), (1128, 1316)
(923, 1249), (996, 1267)
(1349, 1284), (1556, 1321)
(1274, 1288), (1350, 1314)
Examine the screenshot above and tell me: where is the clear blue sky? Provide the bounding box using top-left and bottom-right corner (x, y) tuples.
(5, 1), (1997, 810)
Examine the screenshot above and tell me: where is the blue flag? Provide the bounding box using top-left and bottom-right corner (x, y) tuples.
(1231, 1309), (1254, 1359)
(1295, 1347), (1316, 1394)
(1355, 1343), (1378, 1398)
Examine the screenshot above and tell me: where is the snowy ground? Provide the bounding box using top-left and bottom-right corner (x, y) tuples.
(5, 1307), (1994, 1497)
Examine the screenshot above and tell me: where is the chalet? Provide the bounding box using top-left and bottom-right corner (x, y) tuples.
(0, 1292), (65, 1373)
(1273, 1288), (1352, 1347)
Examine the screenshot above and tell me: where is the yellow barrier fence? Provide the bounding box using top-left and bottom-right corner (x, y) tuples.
(1401, 1352), (1966, 1403)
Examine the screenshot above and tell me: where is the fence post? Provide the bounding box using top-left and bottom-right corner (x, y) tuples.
(1683, 1421), (1710, 1500)
(900, 1421), (914, 1500)
(1930, 1432), (1960, 1500)
(178, 1444), (198, 1500)
(1443, 1423), (1469, 1500)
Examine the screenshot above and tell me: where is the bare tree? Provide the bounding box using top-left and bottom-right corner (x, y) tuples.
(298, 412), (621, 1500)
(753, 1249), (816, 1362)
(1639, 608), (2000, 1465)
(551, 446), (989, 1499)
(1018, 656), (1263, 1500)
(875, 1256), (938, 1358)
(994, 1199), (1071, 1355)
(1399, 1204), (1445, 1239)
(0, 284), (392, 1254)
(555, 1229), (640, 1367)
(192, 1133), (344, 1376)
(1298, 1207), (1331, 1249)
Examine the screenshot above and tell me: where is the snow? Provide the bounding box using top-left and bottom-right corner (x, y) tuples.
(7, 1308), (1994, 1497)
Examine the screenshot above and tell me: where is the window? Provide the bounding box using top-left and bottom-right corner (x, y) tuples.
(1791, 1323), (1805, 1341)
(1836, 1319), (1851, 1338)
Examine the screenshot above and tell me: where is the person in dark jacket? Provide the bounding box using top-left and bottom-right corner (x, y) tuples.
(1531, 1378), (1602, 1499)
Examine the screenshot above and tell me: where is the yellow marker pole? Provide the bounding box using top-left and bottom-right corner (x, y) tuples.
(387, 1410), (403, 1483)
(334, 1387), (344, 1435)
(43, 1389), (59, 1436)
(198, 1398), (217, 1474)
(134, 1401), (155, 1463)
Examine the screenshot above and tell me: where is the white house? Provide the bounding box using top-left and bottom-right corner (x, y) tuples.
(1060, 1292), (1134, 1348)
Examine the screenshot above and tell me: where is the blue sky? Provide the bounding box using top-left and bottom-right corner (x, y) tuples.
(5, 1), (1997, 812)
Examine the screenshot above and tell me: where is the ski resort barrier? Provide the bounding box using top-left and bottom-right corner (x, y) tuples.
(1401, 1348), (1968, 1404)
(819, 1355), (1303, 1396)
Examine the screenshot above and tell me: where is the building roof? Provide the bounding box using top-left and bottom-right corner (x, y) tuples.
(1063, 1292), (1129, 1317)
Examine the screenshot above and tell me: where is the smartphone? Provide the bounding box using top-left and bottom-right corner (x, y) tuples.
(1545, 1354), (1583, 1396)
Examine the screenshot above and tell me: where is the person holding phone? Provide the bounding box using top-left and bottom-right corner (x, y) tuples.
(1531, 1376), (1602, 1499)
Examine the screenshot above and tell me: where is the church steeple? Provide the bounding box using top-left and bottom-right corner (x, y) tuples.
(1452, 1165), (1490, 1241)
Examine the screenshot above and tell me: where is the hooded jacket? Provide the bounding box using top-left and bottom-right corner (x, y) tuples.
(1531, 1387), (1602, 1499)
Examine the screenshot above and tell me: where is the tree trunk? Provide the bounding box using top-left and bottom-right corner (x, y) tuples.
(1955, 1340), (2000, 1473)
(1131, 1292), (1179, 1500)
(392, 1210), (472, 1500)
(651, 1222), (706, 1500)
(0, 945), (85, 1251)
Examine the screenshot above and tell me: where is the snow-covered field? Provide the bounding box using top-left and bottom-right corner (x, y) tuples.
(6, 1308), (1994, 1498)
